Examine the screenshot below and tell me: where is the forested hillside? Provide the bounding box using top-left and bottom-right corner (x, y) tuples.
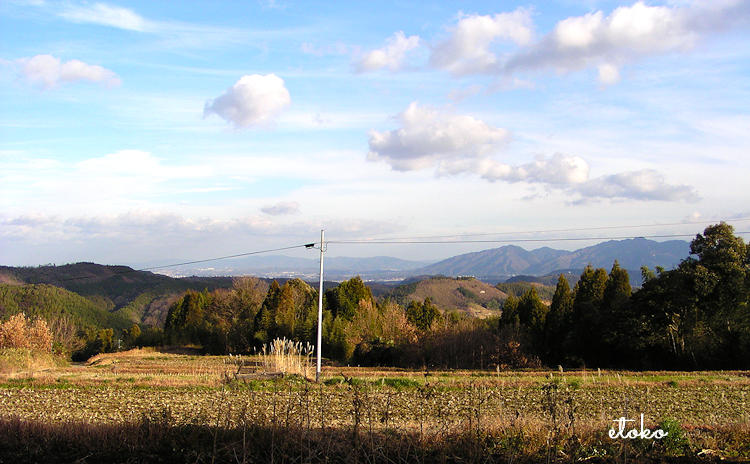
(0, 263), (234, 325)
(2, 224), (747, 370)
(0, 284), (131, 330)
(162, 223), (750, 370)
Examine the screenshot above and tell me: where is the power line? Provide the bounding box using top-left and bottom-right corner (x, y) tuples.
(326, 217), (750, 243)
(140, 244), (313, 271)
(54, 243), (314, 283)
(34, 219), (750, 283)
(328, 231), (750, 245)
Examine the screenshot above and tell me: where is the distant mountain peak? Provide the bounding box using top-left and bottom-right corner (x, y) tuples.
(414, 238), (689, 279)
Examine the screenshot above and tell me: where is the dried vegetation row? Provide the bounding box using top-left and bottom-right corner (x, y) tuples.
(1, 350), (749, 462)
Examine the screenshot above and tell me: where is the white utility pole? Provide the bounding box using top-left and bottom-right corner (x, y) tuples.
(316, 229), (325, 382)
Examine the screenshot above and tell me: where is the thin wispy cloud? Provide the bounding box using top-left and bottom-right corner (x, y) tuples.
(54, 1), (307, 49)
(59, 2), (148, 31)
(261, 201), (300, 216)
(355, 31), (421, 72)
(16, 54), (120, 88)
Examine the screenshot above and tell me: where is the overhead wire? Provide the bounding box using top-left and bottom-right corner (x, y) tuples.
(325, 217), (750, 243)
(34, 218), (750, 282)
(328, 231), (750, 245)
(51, 243), (315, 283)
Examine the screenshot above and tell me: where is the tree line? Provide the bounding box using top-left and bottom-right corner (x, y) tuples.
(500, 223), (750, 369)
(8, 223), (744, 369)
(160, 223), (749, 370)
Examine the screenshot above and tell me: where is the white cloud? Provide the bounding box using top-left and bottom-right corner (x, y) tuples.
(480, 155), (697, 202)
(203, 74), (291, 128)
(17, 54), (121, 88)
(355, 31), (420, 72)
(0, 209), (403, 266)
(59, 2), (147, 31)
(367, 103), (697, 202)
(480, 153), (590, 185)
(367, 102), (510, 171)
(597, 63), (620, 85)
(261, 201), (300, 216)
(430, 8), (533, 75)
(504, 1), (750, 80)
(576, 169), (699, 202)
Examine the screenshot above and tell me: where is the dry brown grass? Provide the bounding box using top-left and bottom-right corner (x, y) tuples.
(0, 349), (59, 376)
(1, 351), (749, 461)
(406, 277), (506, 316)
(259, 337), (314, 378)
(1, 384), (748, 462)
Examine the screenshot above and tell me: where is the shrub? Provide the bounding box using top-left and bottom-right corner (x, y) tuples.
(0, 313), (53, 352)
(658, 418), (690, 456)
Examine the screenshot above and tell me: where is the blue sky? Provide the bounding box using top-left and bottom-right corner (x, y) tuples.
(2, 0), (749, 267)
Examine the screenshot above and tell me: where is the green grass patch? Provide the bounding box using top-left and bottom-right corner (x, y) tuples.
(372, 377), (421, 389)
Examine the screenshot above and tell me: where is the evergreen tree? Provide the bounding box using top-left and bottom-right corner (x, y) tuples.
(630, 223), (750, 368)
(500, 294), (520, 329)
(545, 274), (573, 363)
(570, 265), (608, 365)
(325, 276), (374, 321)
(254, 281), (282, 344)
(164, 290), (208, 344)
(599, 261), (632, 365)
(517, 287), (547, 333)
(406, 297), (442, 331)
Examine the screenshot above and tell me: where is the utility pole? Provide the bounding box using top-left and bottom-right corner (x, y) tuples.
(316, 229), (325, 382)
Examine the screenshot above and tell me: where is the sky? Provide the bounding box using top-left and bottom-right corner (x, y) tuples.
(2, 0), (750, 268)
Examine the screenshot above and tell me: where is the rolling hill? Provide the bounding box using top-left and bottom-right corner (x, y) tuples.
(388, 276), (507, 318)
(0, 283), (132, 331)
(0, 263), (234, 326)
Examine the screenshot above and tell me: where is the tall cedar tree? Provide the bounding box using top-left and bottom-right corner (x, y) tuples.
(517, 288), (547, 334)
(545, 274), (573, 363)
(516, 287), (548, 354)
(570, 265), (608, 365)
(164, 290), (208, 344)
(254, 281), (282, 344)
(500, 294), (520, 330)
(599, 261), (632, 366)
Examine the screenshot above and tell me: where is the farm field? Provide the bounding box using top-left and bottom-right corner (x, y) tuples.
(1, 348), (749, 462)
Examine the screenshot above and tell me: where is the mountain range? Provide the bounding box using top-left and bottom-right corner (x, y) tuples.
(418, 238), (690, 280)
(157, 255), (431, 280)
(157, 237), (690, 283)
(0, 238), (692, 328)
